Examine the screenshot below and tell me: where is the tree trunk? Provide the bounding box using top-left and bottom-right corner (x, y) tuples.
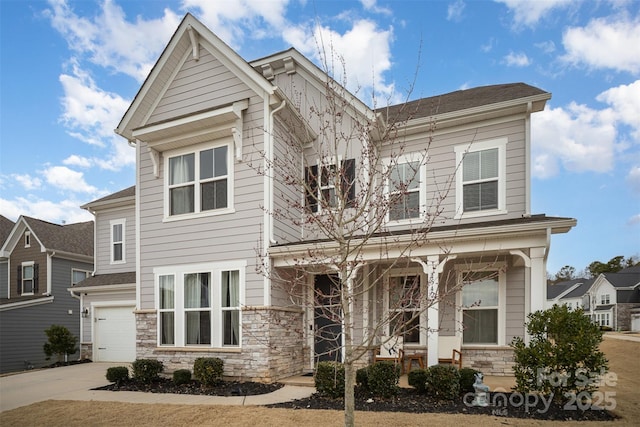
(344, 361), (356, 427)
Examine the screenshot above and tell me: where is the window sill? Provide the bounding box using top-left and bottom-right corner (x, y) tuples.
(454, 208), (507, 220)
(163, 207), (236, 222)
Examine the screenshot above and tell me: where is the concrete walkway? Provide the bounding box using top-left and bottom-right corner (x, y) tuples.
(0, 362), (314, 412)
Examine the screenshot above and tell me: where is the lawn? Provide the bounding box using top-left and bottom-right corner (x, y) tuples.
(1, 336), (637, 426)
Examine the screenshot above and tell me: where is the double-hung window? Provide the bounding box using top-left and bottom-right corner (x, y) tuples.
(305, 158), (355, 213)
(19, 262), (36, 295)
(460, 269), (504, 345)
(111, 219), (125, 264)
(166, 143), (231, 218)
(386, 153), (426, 222)
(387, 273), (423, 344)
(156, 261), (244, 348)
(455, 138), (506, 218)
(600, 294), (610, 305)
(72, 269), (90, 286)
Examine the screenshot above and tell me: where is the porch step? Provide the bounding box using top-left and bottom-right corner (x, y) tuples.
(279, 374), (315, 387)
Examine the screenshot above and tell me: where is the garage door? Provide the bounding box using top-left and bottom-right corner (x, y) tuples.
(95, 306), (136, 362)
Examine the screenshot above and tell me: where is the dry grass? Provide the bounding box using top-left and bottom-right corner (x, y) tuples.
(1, 337), (638, 426)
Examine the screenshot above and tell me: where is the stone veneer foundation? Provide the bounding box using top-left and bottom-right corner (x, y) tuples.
(462, 346), (515, 376)
(135, 306), (304, 383)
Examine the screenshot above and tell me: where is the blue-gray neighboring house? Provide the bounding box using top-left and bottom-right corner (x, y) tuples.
(0, 215), (93, 373)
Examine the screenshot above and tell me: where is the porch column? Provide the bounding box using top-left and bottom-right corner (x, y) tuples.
(426, 255), (440, 367)
(530, 247), (546, 313)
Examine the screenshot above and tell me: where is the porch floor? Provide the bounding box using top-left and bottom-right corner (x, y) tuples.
(279, 373), (516, 391)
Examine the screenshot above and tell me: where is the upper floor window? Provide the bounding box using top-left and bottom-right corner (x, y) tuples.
(155, 261), (245, 348)
(24, 231), (31, 248)
(72, 269), (90, 286)
(455, 138), (507, 218)
(305, 158), (355, 213)
(166, 142), (231, 218)
(110, 219), (125, 264)
(17, 262), (38, 295)
(385, 153), (426, 222)
(600, 294), (610, 305)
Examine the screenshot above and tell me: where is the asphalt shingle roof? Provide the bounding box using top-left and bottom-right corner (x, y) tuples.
(0, 215), (14, 247)
(23, 216), (94, 257)
(74, 272), (136, 288)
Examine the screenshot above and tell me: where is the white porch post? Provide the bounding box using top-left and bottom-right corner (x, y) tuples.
(530, 247), (547, 313)
(426, 255), (440, 367)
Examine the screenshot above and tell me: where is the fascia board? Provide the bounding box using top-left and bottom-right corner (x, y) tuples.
(81, 196), (135, 212)
(67, 283), (135, 293)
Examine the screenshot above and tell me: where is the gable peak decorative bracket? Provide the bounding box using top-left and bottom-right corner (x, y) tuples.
(186, 24), (200, 61)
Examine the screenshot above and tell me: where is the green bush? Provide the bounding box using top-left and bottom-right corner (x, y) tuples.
(131, 359), (164, 384)
(356, 366), (369, 390)
(106, 366), (129, 384)
(314, 361), (345, 398)
(193, 357), (224, 386)
(43, 324), (78, 362)
(367, 361), (400, 397)
(425, 364), (460, 401)
(511, 305), (608, 401)
(173, 369), (192, 385)
(407, 368), (428, 394)
(459, 367), (480, 393)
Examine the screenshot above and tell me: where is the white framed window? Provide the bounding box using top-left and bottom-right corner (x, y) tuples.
(110, 219), (125, 264)
(154, 261), (245, 348)
(384, 153), (427, 223)
(305, 157), (355, 213)
(24, 231), (31, 248)
(458, 267), (506, 345)
(384, 269), (425, 345)
(454, 138), (507, 219)
(165, 140), (233, 219)
(596, 312), (610, 327)
(600, 294), (610, 304)
(71, 269), (90, 286)
(19, 261), (37, 295)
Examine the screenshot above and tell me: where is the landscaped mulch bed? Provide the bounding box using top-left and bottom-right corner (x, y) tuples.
(94, 378), (283, 397)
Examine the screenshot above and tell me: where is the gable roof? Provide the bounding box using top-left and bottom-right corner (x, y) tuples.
(561, 278), (595, 299)
(82, 186), (135, 211)
(601, 265), (640, 288)
(547, 278), (584, 300)
(1, 216), (94, 258)
(116, 13), (276, 142)
(0, 215), (14, 247)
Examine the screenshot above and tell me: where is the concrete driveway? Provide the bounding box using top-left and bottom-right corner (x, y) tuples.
(0, 362), (122, 412)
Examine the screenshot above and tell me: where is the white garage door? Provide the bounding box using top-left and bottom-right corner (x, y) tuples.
(95, 306), (136, 362)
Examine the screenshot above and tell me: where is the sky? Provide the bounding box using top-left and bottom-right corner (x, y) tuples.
(0, 0), (638, 276)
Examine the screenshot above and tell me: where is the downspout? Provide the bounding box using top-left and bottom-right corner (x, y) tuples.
(525, 101), (532, 216)
(268, 100), (286, 245)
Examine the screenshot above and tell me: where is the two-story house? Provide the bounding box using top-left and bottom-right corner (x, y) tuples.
(582, 266), (640, 331)
(69, 186), (137, 363)
(0, 215), (93, 373)
(113, 14), (575, 381)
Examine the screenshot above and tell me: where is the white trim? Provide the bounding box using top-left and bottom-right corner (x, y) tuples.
(24, 231), (31, 248)
(454, 137), (508, 219)
(21, 260), (35, 295)
(0, 296), (54, 311)
(382, 267), (426, 346)
(383, 152), (428, 224)
(110, 219), (126, 264)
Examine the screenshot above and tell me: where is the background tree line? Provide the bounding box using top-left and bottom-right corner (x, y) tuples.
(549, 255), (639, 283)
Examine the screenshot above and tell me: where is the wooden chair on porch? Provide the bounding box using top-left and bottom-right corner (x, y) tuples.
(438, 335), (462, 369)
(374, 336), (405, 374)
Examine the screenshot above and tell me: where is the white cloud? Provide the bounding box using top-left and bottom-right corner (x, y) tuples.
(46, 0), (181, 82)
(12, 174), (42, 190)
(63, 155), (92, 168)
(596, 80), (640, 139)
(627, 166), (640, 194)
(503, 51), (531, 67)
(628, 213), (640, 226)
(181, 0), (290, 47)
(495, 0), (574, 28)
(535, 40), (556, 54)
(561, 14), (640, 73)
(43, 166), (97, 193)
(283, 19), (397, 104)
(447, 0), (466, 22)
(0, 196), (93, 224)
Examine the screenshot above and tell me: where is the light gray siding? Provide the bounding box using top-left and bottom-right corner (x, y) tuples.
(94, 206), (136, 275)
(506, 264), (526, 342)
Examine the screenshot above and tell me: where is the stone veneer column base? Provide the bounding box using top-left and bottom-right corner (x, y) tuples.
(462, 346), (515, 376)
(134, 306), (304, 383)
(80, 343), (92, 360)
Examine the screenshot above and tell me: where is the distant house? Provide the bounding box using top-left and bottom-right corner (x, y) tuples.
(109, 13), (576, 380)
(0, 216), (93, 373)
(546, 278), (594, 311)
(69, 186), (137, 363)
(583, 266), (640, 331)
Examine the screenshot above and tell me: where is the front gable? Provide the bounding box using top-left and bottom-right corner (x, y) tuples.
(590, 275), (617, 306)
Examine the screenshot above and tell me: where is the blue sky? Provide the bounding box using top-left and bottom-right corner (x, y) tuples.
(0, 0), (638, 276)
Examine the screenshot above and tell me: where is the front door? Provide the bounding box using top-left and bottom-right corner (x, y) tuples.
(314, 274), (342, 363)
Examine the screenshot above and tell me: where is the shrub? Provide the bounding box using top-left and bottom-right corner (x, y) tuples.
(425, 364), (460, 401)
(106, 366), (129, 384)
(193, 357), (224, 387)
(173, 369), (192, 385)
(314, 361), (344, 398)
(43, 325), (78, 362)
(511, 305), (608, 401)
(356, 366), (369, 390)
(367, 361), (400, 397)
(131, 359), (164, 384)
(459, 367), (480, 393)
(407, 368), (428, 394)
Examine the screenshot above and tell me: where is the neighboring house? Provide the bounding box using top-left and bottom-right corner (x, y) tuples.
(546, 278), (594, 311)
(582, 266), (640, 331)
(0, 216), (93, 373)
(69, 186), (137, 363)
(113, 14), (575, 380)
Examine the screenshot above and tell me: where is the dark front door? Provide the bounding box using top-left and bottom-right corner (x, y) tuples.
(314, 274), (342, 363)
